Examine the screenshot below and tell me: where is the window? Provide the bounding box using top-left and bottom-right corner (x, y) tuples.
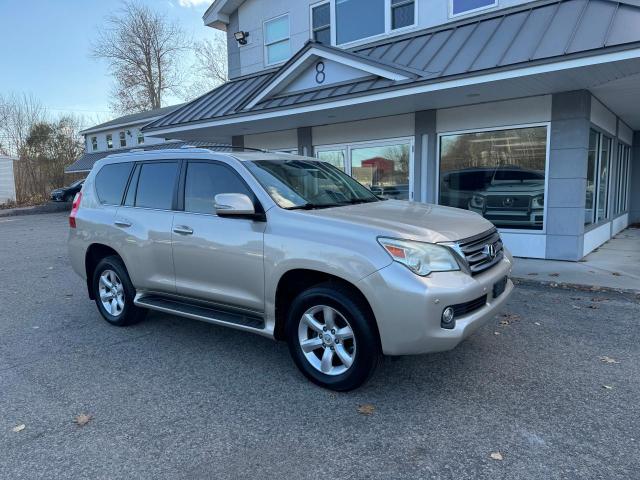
(336, 0), (385, 44)
(91, 136), (98, 151)
(135, 162), (179, 210)
(106, 134), (113, 149)
(612, 143), (631, 216)
(451, 0), (497, 16)
(95, 162), (133, 205)
(119, 131), (127, 148)
(585, 130), (612, 225)
(264, 14), (290, 65)
(316, 139), (412, 200)
(391, 0), (415, 30)
(184, 162), (253, 215)
(311, 2), (331, 44)
(439, 126), (548, 231)
(137, 131), (144, 145)
(351, 143), (410, 200)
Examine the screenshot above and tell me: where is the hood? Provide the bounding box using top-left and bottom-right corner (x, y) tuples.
(302, 200), (495, 242)
(480, 182), (544, 195)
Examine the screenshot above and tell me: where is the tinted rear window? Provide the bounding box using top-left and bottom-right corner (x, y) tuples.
(135, 162), (179, 210)
(95, 163), (133, 205)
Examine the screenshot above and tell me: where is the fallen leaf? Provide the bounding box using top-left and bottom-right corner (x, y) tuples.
(12, 424), (25, 433)
(494, 331), (501, 335)
(587, 305), (599, 310)
(498, 313), (521, 326)
(357, 404), (375, 416)
(534, 322), (541, 326)
(599, 356), (620, 364)
(603, 385), (613, 390)
(74, 414), (93, 427)
(490, 452), (503, 461)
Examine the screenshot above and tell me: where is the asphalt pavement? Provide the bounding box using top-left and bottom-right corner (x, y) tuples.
(1, 213), (638, 479)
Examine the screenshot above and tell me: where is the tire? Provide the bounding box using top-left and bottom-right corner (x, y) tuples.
(92, 255), (146, 327)
(285, 283), (380, 391)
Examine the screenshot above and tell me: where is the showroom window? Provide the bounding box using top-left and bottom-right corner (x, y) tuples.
(316, 138), (412, 200)
(439, 126), (548, 231)
(612, 143), (631, 216)
(585, 130), (612, 226)
(451, 0), (497, 17)
(264, 14), (291, 65)
(311, 2), (331, 45)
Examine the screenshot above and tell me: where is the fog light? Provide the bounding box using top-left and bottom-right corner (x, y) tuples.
(441, 307), (455, 329)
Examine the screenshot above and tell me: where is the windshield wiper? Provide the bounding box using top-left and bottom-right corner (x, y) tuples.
(286, 203), (343, 211)
(346, 198), (378, 205)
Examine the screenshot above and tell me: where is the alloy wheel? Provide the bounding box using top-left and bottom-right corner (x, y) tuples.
(98, 269), (125, 317)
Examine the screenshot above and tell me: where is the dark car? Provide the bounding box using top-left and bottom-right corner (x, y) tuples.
(50, 179), (84, 202)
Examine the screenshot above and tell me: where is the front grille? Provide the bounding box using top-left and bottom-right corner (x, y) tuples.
(457, 228), (504, 276)
(486, 195), (531, 209)
(451, 295), (487, 317)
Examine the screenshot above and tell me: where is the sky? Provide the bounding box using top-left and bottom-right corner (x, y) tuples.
(0, 0), (215, 128)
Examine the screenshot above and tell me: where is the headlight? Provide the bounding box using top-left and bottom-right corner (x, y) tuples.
(378, 238), (460, 276)
(470, 194), (485, 209)
(532, 194), (544, 209)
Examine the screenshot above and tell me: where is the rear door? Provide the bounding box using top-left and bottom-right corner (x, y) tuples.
(114, 161), (180, 294)
(171, 160), (266, 312)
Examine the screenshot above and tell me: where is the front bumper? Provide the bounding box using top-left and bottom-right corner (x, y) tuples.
(357, 253), (514, 355)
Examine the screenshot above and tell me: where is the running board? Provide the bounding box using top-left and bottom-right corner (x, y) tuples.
(134, 294), (265, 331)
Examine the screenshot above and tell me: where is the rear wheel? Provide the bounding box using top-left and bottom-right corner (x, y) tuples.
(285, 284), (379, 391)
(92, 256), (146, 326)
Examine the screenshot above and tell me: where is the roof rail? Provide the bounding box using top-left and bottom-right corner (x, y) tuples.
(179, 143), (271, 153)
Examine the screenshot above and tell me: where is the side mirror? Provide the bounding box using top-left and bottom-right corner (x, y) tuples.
(214, 193), (256, 217)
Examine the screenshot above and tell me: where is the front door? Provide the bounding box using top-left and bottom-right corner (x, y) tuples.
(172, 161), (266, 313)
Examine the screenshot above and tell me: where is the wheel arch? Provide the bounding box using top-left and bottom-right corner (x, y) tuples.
(273, 269), (380, 346)
(84, 244), (124, 300)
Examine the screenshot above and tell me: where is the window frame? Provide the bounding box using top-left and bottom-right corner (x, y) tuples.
(332, 0), (418, 47)
(314, 136), (415, 201)
(106, 134), (113, 150)
(119, 131), (127, 148)
(449, 0), (498, 18)
(436, 122), (551, 235)
(91, 136), (98, 151)
(263, 13), (291, 67)
(390, 0), (416, 31)
(94, 162), (135, 207)
(137, 131), (145, 145)
(585, 128), (614, 228)
(120, 160), (181, 212)
(310, 0), (331, 44)
(178, 159), (260, 217)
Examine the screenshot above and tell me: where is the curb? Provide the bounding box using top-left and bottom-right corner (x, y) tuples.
(512, 277), (640, 296)
(0, 202), (71, 218)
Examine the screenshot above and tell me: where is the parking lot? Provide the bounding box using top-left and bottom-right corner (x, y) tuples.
(1, 212), (638, 479)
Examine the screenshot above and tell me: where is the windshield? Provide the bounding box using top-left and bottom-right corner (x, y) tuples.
(245, 159), (380, 210)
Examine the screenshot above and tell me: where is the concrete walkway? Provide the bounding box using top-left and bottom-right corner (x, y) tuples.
(512, 227), (640, 292)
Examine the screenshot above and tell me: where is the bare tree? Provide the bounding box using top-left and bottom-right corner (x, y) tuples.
(0, 93), (47, 158)
(91, 1), (189, 114)
(182, 34), (229, 100)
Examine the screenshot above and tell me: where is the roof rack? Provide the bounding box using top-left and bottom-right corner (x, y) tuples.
(179, 143), (271, 153)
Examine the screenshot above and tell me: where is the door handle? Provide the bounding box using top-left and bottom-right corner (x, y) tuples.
(173, 226), (194, 235)
(114, 219), (132, 228)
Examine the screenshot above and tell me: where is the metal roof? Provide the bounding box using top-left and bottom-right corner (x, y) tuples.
(143, 0), (640, 133)
(80, 104), (184, 135)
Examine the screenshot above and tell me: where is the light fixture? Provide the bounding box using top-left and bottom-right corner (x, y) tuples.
(234, 31), (249, 45)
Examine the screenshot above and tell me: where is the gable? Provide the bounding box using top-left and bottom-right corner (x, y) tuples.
(279, 59), (371, 96)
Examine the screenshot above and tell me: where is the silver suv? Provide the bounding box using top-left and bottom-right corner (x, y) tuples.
(68, 147), (514, 391)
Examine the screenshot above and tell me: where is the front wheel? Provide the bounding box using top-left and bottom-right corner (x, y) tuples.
(285, 284), (380, 391)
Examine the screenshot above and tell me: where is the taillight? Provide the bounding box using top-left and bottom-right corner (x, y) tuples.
(69, 191), (82, 228)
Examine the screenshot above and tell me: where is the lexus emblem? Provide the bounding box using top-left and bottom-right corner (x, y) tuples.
(483, 243), (497, 259)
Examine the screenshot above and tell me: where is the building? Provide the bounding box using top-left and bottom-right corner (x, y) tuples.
(137, 0), (640, 261)
(0, 155), (17, 204)
(65, 104), (183, 174)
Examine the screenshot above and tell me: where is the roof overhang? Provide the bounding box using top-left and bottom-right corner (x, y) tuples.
(203, 0), (245, 30)
(146, 46), (640, 142)
(80, 116), (166, 136)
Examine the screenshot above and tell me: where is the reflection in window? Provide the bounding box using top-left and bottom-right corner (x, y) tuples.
(351, 144), (410, 200)
(265, 15), (290, 65)
(452, 0), (497, 16)
(336, 0), (385, 44)
(391, 0), (415, 29)
(311, 2), (331, 44)
(439, 126), (548, 231)
(317, 149), (346, 171)
(585, 130), (598, 225)
(597, 136), (610, 222)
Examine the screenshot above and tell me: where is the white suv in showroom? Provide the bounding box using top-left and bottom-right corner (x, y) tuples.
(68, 147), (514, 390)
